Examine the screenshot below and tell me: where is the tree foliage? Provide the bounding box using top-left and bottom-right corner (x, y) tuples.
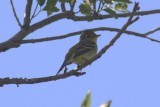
(38, 0), (132, 17)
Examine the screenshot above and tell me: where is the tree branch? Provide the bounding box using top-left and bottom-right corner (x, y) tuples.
(93, 0), (96, 12)
(70, 9), (160, 21)
(10, 0), (22, 27)
(0, 12), (73, 53)
(0, 71), (86, 87)
(144, 27), (160, 36)
(0, 2), (139, 86)
(30, 2), (41, 22)
(97, 1), (102, 13)
(61, 0), (66, 12)
(20, 26), (160, 44)
(23, 0), (33, 29)
(25, 9), (160, 34)
(70, 0), (76, 12)
(0, 8), (160, 53)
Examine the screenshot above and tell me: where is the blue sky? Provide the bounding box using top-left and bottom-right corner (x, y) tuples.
(0, 1), (160, 107)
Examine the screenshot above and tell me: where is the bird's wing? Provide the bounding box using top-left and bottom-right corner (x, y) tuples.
(56, 52), (72, 74)
(56, 43), (78, 74)
(72, 41), (96, 58)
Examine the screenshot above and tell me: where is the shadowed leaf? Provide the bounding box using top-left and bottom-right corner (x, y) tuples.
(104, 8), (118, 19)
(38, 0), (46, 6)
(43, 0), (59, 16)
(100, 100), (112, 107)
(81, 91), (91, 107)
(79, 3), (92, 16)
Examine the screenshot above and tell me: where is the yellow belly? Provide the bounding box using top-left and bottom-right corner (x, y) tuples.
(69, 50), (96, 65)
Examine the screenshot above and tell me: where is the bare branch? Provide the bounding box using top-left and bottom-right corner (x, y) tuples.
(97, 1), (102, 13)
(0, 72), (86, 87)
(21, 31), (82, 44)
(70, 0), (76, 12)
(93, 0), (96, 12)
(98, 2), (105, 13)
(0, 2), (139, 86)
(30, 2), (41, 22)
(61, 0), (66, 12)
(10, 0), (22, 27)
(27, 9), (160, 34)
(0, 12), (73, 53)
(146, 36), (160, 43)
(21, 26), (160, 44)
(23, 0), (33, 28)
(144, 27), (160, 36)
(70, 9), (160, 21)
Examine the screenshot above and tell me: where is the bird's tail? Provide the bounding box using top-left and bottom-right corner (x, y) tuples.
(56, 62), (66, 75)
(57, 58), (70, 75)
(56, 61), (72, 75)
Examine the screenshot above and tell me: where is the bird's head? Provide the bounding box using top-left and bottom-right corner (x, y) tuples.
(80, 30), (100, 42)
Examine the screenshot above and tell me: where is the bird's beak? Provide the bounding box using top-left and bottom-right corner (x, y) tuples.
(96, 34), (101, 37)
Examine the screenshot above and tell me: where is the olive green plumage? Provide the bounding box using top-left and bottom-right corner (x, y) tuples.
(57, 30), (100, 74)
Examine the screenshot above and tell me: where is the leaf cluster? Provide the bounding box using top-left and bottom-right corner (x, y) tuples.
(81, 91), (112, 107)
(37, 0), (132, 18)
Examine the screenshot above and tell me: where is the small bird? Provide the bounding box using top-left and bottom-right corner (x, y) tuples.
(56, 30), (100, 74)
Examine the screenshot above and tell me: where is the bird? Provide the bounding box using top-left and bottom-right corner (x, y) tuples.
(56, 30), (100, 74)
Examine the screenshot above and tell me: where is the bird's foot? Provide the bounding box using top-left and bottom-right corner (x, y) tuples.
(64, 66), (68, 74)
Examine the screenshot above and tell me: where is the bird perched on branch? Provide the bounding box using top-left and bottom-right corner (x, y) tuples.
(56, 30), (100, 75)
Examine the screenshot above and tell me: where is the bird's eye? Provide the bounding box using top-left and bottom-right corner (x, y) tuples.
(86, 35), (90, 38)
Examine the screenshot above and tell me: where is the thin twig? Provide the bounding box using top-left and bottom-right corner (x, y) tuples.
(97, 1), (102, 13)
(144, 27), (160, 36)
(61, 0), (66, 12)
(70, 9), (160, 21)
(98, 1), (105, 13)
(23, 0), (33, 29)
(146, 36), (160, 43)
(70, 0), (76, 12)
(10, 0), (22, 27)
(93, 0), (96, 12)
(30, 2), (39, 22)
(32, 8), (41, 19)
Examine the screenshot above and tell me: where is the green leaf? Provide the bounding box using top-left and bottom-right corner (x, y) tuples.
(104, 8), (118, 19)
(70, 0), (76, 3)
(114, 3), (128, 11)
(81, 91), (91, 107)
(58, 0), (75, 3)
(58, 0), (67, 2)
(88, 0), (96, 4)
(113, 0), (132, 3)
(104, 0), (114, 4)
(43, 6), (59, 16)
(37, 0), (46, 6)
(100, 100), (112, 107)
(43, 0), (59, 16)
(79, 3), (92, 16)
